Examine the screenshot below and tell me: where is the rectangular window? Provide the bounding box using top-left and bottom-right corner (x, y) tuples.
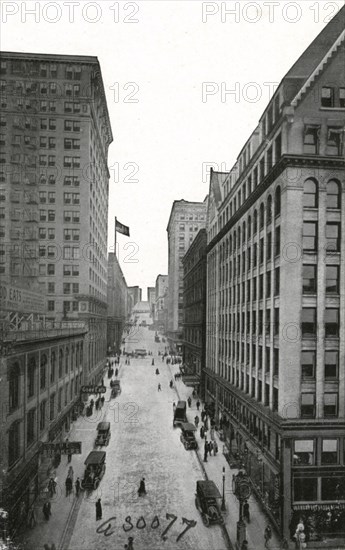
(324, 393), (338, 417)
(274, 267), (280, 296)
(321, 86), (334, 107)
(302, 308), (317, 338)
(293, 440), (314, 465)
(325, 309), (339, 337)
(327, 127), (343, 156)
(275, 226), (280, 256)
(302, 265), (317, 294)
(48, 300), (55, 311)
(303, 222), (317, 252)
(326, 265), (339, 294)
(326, 223), (340, 252)
(301, 393), (315, 418)
(321, 439), (338, 465)
(304, 125), (320, 154)
(301, 350), (315, 379)
(325, 351), (338, 379)
(340, 88), (345, 108)
(294, 477), (317, 501)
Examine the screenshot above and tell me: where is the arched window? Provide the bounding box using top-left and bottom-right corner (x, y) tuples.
(303, 178), (318, 208)
(267, 195), (272, 224)
(9, 362), (20, 411)
(259, 203), (265, 229)
(275, 186), (281, 216)
(253, 210), (258, 234)
(50, 351), (56, 383)
(40, 354), (47, 390)
(327, 179), (341, 209)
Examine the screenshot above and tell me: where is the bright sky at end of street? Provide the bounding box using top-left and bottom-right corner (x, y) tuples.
(2, 0), (344, 297)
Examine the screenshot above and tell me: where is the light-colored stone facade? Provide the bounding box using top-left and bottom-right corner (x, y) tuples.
(107, 252), (128, 354)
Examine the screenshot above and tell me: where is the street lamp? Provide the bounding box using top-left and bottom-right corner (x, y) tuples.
(221, 466), (226, 511)
(234, 472), (251, 548)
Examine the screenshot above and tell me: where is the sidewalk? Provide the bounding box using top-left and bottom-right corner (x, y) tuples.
(16, 364), (117, 550)
(168, 363), (284, 550)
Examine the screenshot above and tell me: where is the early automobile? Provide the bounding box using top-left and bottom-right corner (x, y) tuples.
(180, 422), (198, 450)
(195, 480), (224, 527)
(173, 400), (187, 427)
(95, 422), (111, 446)
(110, 380), (121, 398)
(81, 451), (106, 490)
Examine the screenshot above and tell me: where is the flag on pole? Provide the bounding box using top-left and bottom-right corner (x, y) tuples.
(115, 218), (130, 237)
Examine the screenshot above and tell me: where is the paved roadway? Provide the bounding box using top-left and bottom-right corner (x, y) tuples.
(64, 322), (228, 550)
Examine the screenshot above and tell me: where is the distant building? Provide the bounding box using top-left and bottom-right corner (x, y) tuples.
(166, 199), (208, 352)
(155, 274), (168, 331)
(128, 286), (142, 310)
(147, 286), (156, 318)
(107, 252), (129, 354)
(205, 8), (345, 542)
(182, 229), (207, 396)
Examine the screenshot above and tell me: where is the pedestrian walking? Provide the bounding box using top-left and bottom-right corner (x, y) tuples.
(200, 426), (204, 439)
(264, 525), (272, 548)
(65, 476), (72, 496)
(95, 498), (102, 520)
(203, 441), (208, 462)
(162, 355), (164, 362)
(48, 477), (56, 497)
(196, 400), (200, 411)
(124, 536), (134, 550)
(138, 478), (146, 496)
(43, 501), (51, 521)
(27, 505), (37, 528)
(243, 500), (250, 522)
(213, 440), (218, 455)
(115, 368), (118, 376)
(75, 477), (81, 497)
(158, 383), (161, 391)
(101, 396), (105, 407)
(194, 415), (199, 428)
(240, 541), (248, 550)
(201, 410), (206, 422)
(187, 396), (192, 408)
(173, 402), (176, 413)
(210, 427), (215, 441)
(208, 441), (213, 455)
(192, 389), (196, 398)
(68, 466), (74, 482)
(67, 448), (72, 463)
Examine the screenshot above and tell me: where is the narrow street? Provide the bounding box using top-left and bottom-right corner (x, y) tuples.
(20, 318), (228, 550)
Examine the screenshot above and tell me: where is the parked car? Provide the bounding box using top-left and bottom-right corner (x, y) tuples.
(173, 400), (187, 427)
(195, 480), (224, 526)
(180, 422), (198, 450)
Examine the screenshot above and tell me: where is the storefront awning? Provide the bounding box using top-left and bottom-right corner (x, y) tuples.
(182, 375), (200, 386)
(294, 503), (345, 511)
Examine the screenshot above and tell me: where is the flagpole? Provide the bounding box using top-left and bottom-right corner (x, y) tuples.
(114, 216), (117, 257)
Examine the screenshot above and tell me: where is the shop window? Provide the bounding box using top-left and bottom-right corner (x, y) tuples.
(326, 179), (341, 209)
(321, 477), (345, 501)
(325, 351), (338, 380)
(324, 393), (338, 417)
(293, 440), (314, 465)
(8, 363), (20, 411)
(294, 477), (317, 501)
(301, 351), (315, 379)
(301, 393), (315, 418)
(301, 308), (316, 338)
(8, 421), (20, 466)
(303, 178), (318, 208)
(325, 309), (339, 337)
(321, 439), (338, 465)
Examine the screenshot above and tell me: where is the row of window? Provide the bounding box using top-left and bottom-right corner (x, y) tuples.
(293, 438), (343, 466)
(304, 124), (344, 156)
(1, 80), (83, 97)
(301, 350), (339, 380)
(1, 60), (82, 80)
(302, 264), (341, 294)
(321, 86), (345, 108)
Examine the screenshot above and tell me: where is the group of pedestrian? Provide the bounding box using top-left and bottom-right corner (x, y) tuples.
(125, 358), (131, 365)
(203, 439), (218, 461)
(95, 396), (105, 410)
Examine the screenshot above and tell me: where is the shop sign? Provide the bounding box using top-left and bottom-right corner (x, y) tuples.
(81, 385), (106, 394)
(39, 442), (82, 456)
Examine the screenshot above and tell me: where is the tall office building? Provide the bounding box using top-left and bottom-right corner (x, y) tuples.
(205, 8), (345, 542)
(166, 199), (207, 352)
(107, 252), (129, 354)
(0, 52), (113, 384)
(154, 274), (168, 330)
